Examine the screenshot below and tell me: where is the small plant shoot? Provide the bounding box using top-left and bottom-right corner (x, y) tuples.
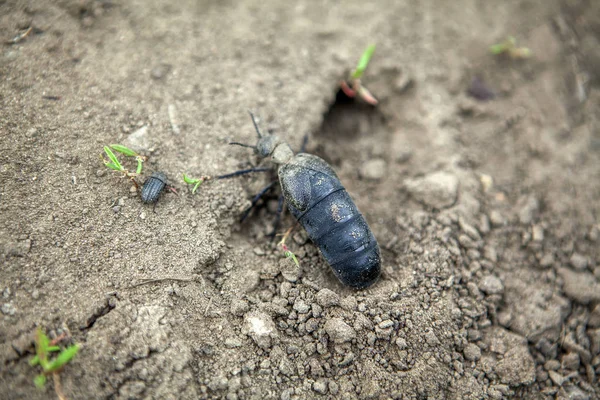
(183, 173), (207, 194)
(340, 44), (378, 105)
(278, 227), (300, 268)
(30, 328), (79, 394)
(351, 44), (376, 80)
(100, 144), (147, 188)
(490, 36), (531, 59)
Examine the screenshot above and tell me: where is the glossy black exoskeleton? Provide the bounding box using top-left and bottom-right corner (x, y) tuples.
(141, 172), (167, 204)
(226, 113), (381, 289)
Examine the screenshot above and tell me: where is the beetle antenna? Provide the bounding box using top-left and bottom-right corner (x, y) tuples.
(248, 110), (263, 138)
(229, 142), (257, 149)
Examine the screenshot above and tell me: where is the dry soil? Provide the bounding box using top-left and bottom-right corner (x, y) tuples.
(1, 0), (600, 399)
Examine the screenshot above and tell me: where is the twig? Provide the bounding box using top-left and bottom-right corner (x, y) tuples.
(204, 297), (213, 316)
(53, 373), (67, 400)
(7, 26), (32, 44)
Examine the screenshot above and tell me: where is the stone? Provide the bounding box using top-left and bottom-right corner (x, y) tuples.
(244, 312), (277, 349)
(569, 253), (588, 270)
(558, 268), (600, 304)
(404, 171), (459, 209)
(561, 352), (580, 370)
(324, 318), (356, 343)
(313, 379), (328, 394)
(293, 299), (310, 314)
(495, 346), (535, 386)
(464, 343), (481, 361)
(315, 289), (339, 308)
(479, 275), (504, 295)
(123, 125), (150, 153)
(359, 158), (386, 181)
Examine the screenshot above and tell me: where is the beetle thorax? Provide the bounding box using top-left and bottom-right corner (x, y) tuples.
(271, 143), (294, 164)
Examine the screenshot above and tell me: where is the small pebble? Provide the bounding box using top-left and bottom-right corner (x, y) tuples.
(359, 158), (386, 181)
(570, 253), (588, 270)
(479, 275), (504, 294)
(404, 171), (459, 209)
(463, 343), (481, 361)
(313, 379), (328, 394)
(151, 63), (172, 80)
(324, 317), (356, 343)
(315, 289), (339, 308)
(544, 359), (560, 371)
(1, 303), (16, 316)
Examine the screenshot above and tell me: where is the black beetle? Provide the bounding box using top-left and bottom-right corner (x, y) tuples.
(227, 113), (381, 289)
(141, 172), (167, 204)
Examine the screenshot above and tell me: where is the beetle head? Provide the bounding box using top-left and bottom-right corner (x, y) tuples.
(230, 112), (293, 164)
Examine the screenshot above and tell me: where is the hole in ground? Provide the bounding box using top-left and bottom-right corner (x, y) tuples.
(312, 90), (386, 168)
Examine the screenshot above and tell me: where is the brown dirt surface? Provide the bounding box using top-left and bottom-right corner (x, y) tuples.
(1, 0), (600, 399)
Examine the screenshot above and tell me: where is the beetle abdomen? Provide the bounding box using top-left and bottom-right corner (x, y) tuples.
(300, 189), (381, 288)
(279, 154), (381, 289)
(141, 172), (167, 204)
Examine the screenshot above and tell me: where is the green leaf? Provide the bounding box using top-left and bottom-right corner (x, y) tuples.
(103, 146), (123, 171)
(46, 344), (79, 372)
(136, 158), (143, 174)
(48, 346), (60, 353)
(490, 36), (515, 55)
(29, 355), (40, 367)
(110, 144), (138, 157)
(104, 162), (121, 171)
(352, 44), (376, 80)
(192, 180), (203, 194)
(34, 374), (47, 389)
(183, 173), (198, 185)
(36, 328), (50, 363)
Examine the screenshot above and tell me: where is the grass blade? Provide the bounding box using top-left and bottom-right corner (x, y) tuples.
(34, 374), (46, 389)
(29, 355), (40, 367)
(103, 146), (123, 171)
(105, 162), (121, 171)
(183, 173), (197, 184)
(352, 44), (376, 80)
(284, 250), (300, 268)
(35, 328), (50, 364)
(110, 144), (138, 157)
(46, 344), (79, 372)
(192, 180), (202, 194)
(136, 158), (143, 174)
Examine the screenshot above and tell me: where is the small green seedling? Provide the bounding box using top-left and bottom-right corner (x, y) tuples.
(110, 144), (146, 174)
(278, 227), (300, 268)
(490, 36), (531, 59)
(183, 173), (207, 194)
(101, 144), (147, 187)
(340, 44), (378, 105)
(29, 328), (79, 391)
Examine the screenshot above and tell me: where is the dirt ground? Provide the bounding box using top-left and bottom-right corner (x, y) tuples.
(1, 0), (600, 399)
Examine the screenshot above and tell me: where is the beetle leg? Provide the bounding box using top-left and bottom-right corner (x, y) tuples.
(216, 167), (271, 180)
(267, 194), (285, 241)
(240, 180), (278, 223)
(299, 134), (309, 154)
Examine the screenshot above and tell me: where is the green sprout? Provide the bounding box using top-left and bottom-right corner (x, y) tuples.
(340, 44), (378, 105)
(490, 36), (531, 59)
(29, 328), (79, 390)
(183, 173), (209, 194)
(100, 144), (148, 188)
(351, 44), (376, 80)
(278, 227), (300, 268)
(102, 146), (124, 172)
(284, 249), (300, 268)
(110, 144), (145, 174)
